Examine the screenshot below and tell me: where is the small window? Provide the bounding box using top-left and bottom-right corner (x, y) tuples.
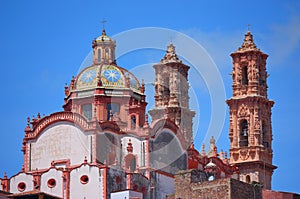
(240, 119), (249, 147)
(242, 66), (249, 85)
(97, 49), (101, 62)
(83, 104), (92, 121)
(105, 48), (109, 60)
(47, 179), (56, 188)
(17, 182), (26, 192)
(80, 175), (89, 184)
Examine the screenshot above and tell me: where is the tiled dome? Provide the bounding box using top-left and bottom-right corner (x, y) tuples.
(75, 64), (141, 92)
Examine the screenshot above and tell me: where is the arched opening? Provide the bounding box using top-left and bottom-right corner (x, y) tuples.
(242, 66), (249, 85)
(131, 115), (136, 129)
(97, 49), (102, 62)
(246, 175), (251, 183)
(107, 103), (120, 120)
(240, 119), (249, 147)
(82, 104), (92, 121)
(105, 48), (109, 60)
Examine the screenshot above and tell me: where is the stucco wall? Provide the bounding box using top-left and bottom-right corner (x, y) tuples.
(30, 122), (90, 170)
(40, 168), (63, 198)
(70, 165), (103, 199)
(9, 173), (33, 194)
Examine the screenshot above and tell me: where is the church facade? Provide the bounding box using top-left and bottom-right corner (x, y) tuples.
(0, 27), (293, 199)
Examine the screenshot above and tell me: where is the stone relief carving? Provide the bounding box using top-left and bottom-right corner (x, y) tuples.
(240, 149), (249, 160)
(238, 104), (249, 117)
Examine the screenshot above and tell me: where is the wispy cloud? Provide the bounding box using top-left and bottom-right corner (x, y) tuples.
(263, 15), (300, 66)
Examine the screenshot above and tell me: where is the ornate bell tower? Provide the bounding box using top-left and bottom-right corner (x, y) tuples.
(149, 43), (195, 147)
(226, 31), (277, 189)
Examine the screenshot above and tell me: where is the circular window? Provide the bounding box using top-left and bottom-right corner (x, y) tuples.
(47, 179), (56, 188)
(17, 182), (26, 192)
(80, 175), (89, 184)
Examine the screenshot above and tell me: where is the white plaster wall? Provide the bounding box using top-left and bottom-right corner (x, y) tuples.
(111, 190), (142, 199)
(40, 168), (63, 198)
(30, 122), (90, 170)
(70, 165), (103, 199)
(155, 173), (174, 199)
(121, 137), (143, 166)
(9, 173), (33, 193)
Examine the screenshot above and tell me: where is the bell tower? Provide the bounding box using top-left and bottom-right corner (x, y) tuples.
(149, 43), (195, 147)
(226, 31), (277, 189)
(92, 28), (116, 65)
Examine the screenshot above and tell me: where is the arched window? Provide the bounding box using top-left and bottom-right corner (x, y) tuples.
(240, 119), (249, 147)
(97, 49), (101, 62)
(131, 115), (136, 129)
(262, 122), (269, 148)
(82, 104), (92, 121)
(163, 76), (170, 96)
(246, 175), (251, 183)
(107, 103), (120, 120)
(105, 48), (109, 60)
(242, 66), (248, 85)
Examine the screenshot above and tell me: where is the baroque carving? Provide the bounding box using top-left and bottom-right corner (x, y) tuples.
(238, 104), (249, 117)
(240, 149), (249, 160)
(254, 119), (261, 130)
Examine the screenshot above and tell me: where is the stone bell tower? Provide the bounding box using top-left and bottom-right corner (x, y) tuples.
(149, 43), (195, 147)
(226, 31), (277, 190)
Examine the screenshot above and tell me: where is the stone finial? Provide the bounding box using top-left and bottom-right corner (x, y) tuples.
(3, 172), (7, 179)
(97, 72), (102, 86)
(160, 43), (182, 64)
(125, 75), (130, 88)
(239, 31), (257, 51)
(127, 139), (133, 153)
(70, 76), (76, 89)
(210, 136), (216, 151)
(140, 79), (145, 93)
(37, 112), (41, 119)
(219, 150), (224, 160)
(84, 156), (87, 164)
(213, 145), (218, 157)
(201, 144), (206, 156)
(64, 83), (69, 96)
(25, 117), (31, 132)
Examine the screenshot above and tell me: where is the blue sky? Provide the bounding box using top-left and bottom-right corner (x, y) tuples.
(0, 0), (299, 193)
